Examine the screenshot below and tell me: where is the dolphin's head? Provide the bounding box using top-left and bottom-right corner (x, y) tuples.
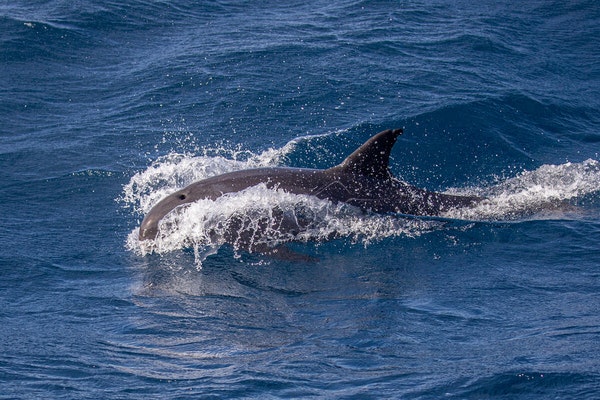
(139, 189), (193, 240)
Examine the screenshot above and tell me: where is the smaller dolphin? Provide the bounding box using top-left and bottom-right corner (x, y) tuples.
(139, 129), (482, 241)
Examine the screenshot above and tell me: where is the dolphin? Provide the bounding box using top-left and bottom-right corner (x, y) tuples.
(139, 128), (482, 241)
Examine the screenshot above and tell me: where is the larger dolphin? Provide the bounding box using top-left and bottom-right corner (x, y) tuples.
(139, 129), (482, 241)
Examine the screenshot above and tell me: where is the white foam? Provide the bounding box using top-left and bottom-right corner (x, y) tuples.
(443, 159), (600, 221)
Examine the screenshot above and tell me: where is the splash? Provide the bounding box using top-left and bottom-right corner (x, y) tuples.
(443, 159), (600, 221)
(122, 138), (600, 265)
(121, 144), (293, 215)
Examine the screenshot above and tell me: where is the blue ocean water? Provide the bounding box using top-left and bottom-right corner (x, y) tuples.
(1, 0), (600, 398)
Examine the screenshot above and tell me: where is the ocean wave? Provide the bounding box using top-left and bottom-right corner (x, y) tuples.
(410, 371), (600, 399)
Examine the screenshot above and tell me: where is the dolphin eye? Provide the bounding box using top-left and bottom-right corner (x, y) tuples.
(179, 194), (187, 200)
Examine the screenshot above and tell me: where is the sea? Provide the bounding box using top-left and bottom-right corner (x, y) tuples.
(1, 1), (599, 398)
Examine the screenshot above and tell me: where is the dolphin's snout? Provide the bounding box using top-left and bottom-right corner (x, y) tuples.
(139, 216), (159, 240)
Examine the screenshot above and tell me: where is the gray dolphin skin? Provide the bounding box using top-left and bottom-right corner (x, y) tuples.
(139, 129), (482, 241)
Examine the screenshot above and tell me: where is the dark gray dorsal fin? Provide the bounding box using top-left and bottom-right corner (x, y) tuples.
(333, 128), (403, 179)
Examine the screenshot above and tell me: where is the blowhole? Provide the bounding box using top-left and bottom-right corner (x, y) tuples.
(179, 194), (187, 200)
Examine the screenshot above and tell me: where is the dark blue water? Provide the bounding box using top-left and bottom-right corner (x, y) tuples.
(2, 1), (600, 398)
